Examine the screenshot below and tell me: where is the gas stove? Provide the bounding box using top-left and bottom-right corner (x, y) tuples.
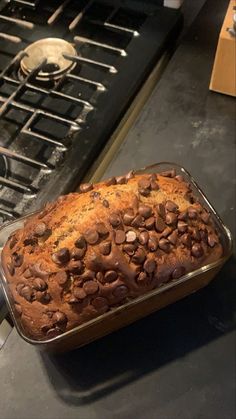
(0, 0), (182, 225)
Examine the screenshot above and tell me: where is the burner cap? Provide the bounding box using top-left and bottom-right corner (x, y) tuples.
(20, 38), (77, 81)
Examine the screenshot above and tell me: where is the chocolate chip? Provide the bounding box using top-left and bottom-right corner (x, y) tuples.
(132, 248), (146, 264)
(191, 243), (204, 258)
(148, 237), (158, 252)
(104, 270), (118, 283)
(92, 297), (108, 310)
(36, 291), (51, 303)
(84, 229), (99, 245)
(123, 209), (135, 225)
(103, 199), (109, 208)
(96, 222), (109, 236)
(156, 203), (165, 219)
(32, 277), (47, 291)
(155, 217), (166, 232)
(165, 200), (178, 213)
(208, 234), (218, 248)
(139, 231), (149, 245)
(69, 260), (83, 274)
(160, 169), (176, 178)
(180, 233), (192, 248)
(52, 311), (67, 325)
(139, 188), (150, 197)
(12, 253), (23, 267)
(116, 175), (127, 185)
(46, 327), (61, 338)
(166, 212), (177, 226)
(113, 285), (129, 298)
(168, 230), (178, 245)
(191, 228), (201, 242)
(126, 170), (134, 181)
(145, 217), (155, 230)
(71, 247), (86, 260)
(123, 243), (137, 256)
(16, 283), (25, 294)
(68, 297), (80, 305)
(34, 222), (47, 237)
(90, 191), (101, 200)
(137, 272), (148, 283)
(200, 229), (208, 243)
(23, 237), (38, 246)
(83, 280), (99, 295)
(201, 212), (210, 224)
(7, 263), (15, 276)
(172, 266), (186, 279)
(29, 262), (49, 279)
(158, 238), (170, 252)
(19, 285), (34, 302)
(80, 183), (93, 193)
(138, 178), (151, 190)
(109, 212), (121, 228)
(138, 205), (152, 219)
(52, 248), (70, 264)
(150, 173), (157, 181)
(75, 236), (86, 249)
(99, 241), (111, 255)
(96, 272), (104, 283)
(161, 227), (172, 238)
(105, 177), (116, 186)
(143, 259), (156, 273)
(150, 180), (159, 191)
(177, 221), (188, 233)
(9, 235), (17, 249)
(178, 211), (188, 221)
(81, 270), (95, 281)
(55, 271), (68, 285)
(126, 230), (137, 243)
(131, 214), (145, 228)
(115, 230), (126, 244)
(188, 207), (198, 219)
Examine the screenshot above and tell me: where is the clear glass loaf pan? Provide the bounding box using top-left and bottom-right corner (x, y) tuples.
(0, 163), (233, 353)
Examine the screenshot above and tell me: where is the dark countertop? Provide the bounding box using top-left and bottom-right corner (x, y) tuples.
(1, 1), (235, 418)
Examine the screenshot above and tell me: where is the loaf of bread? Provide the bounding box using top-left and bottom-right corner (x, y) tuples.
(1, 169), (223, 340)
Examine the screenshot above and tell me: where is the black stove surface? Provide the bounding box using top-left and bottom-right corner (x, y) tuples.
(0, 0), (182, 223)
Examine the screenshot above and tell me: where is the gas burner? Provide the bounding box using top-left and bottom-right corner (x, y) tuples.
(20, 38), (77, 81)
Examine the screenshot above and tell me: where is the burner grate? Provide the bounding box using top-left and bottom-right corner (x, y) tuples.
(0, 0), (182, 222)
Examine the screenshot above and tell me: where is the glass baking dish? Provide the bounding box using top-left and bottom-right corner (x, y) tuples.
(0, 163), (233, 353)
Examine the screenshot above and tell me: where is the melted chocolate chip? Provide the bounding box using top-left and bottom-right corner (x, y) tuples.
(168, 230), (178, 245)
(36, 291), (51, 303)
(96, 222), (109, 236)
(32, 277), (47, 291)
(191, 228), (201, 242)
(52, 248), (70, 264)
(105, 270), (118, 283)
(177, 221), (188, 233)
(188, 207), (198, 219)
(139, 188), (150, 197)
(158, 238), (170, 252)
(105, 177), (116, 186)
(160, 169), (176, 178)
(155, 217), (166, 233)
(161, 227), (172, 238)
(84, 229), (99, 245)
(109, 212), (121, 228)
(180, 233), (192, 248)
(23, 269), (32, 279)
(73, 288), (86, 301)
(90, 191), (101, 200)
(69, 260), (83, 274)
(123, 243), (137, 256)
(208, 234), (218, 248)
(55, 271), (68, 286)
(19, 285), (34, 302)
(148, 237), (158, 252)
(172, 266), (186, 279)
(52, 311), (67, 325)
(83, 280), (99, 295)
(81, 270), (95, 281)
(191, 243), (204, 258)
(99, 241), (111, 255)
(123, 210), (135, 226)
(92, 297), (108, 310)
(200, 229), (208, 243)
(165, 212), (177, 226)
(201, 212), (210, 224)
(138, 178), (151, 190)
(126, 230), (137, 243)
(71, 247), (86, 260)
(178, 211), (188, 221)
(103, 199), (109, 208)
(145, 217), (155, 230)
(23, 237), (38, 246)
(96, 272), (104, 283)
(115, 230), (126, 244)
(75, 236), (86, 249)
(137, 272), (148, 283)
(7, 262), (15, 276)
(116, 175), (127, 185)
(29, 262), (49, 279)
(80, 183), (93, 193)
(138, 205), (152, 219)
(9, 235), (17, 250)
(132, 248), (146, 264)
(113, 285), (129, 298)
(12, 253), (23, 267)
(143, 259), (156, 273)
(34, 222), (47, 237)
(150, 180), (159, 190)
(165, 200), (178, 213)
(139, 231), (149, 245)
(156, 203), (166, 219)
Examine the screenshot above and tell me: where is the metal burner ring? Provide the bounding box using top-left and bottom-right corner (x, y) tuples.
(20, 38), (77, 81)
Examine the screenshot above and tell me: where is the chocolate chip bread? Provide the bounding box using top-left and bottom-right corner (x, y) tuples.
(1, 169), (223, 340)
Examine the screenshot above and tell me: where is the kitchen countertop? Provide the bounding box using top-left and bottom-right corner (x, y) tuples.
(1, 0), (235, 418)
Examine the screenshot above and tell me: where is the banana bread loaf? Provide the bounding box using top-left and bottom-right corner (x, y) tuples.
(1, 169), (223, 340)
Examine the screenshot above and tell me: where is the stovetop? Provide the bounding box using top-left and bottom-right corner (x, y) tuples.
(0, 0), (182, 225)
